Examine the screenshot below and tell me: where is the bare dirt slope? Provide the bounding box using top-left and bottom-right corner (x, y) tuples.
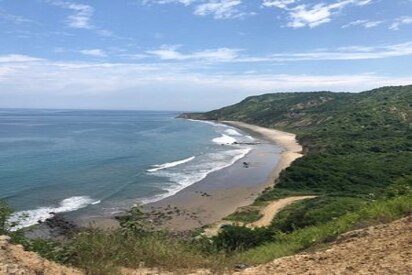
(238, 215), (412, 275)
(0, 235), (83, 275)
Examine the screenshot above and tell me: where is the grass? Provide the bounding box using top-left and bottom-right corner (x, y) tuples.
(25, 188), (408, 274)
(269, 196), (368, 233)
(223, 206), (263, 223)
(62, 231), (227, 274)
(234, 194), (412, 265)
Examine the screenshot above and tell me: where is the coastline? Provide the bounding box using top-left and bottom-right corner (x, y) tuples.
(222, 121), (303, 186)
(143, 120), (303, 231)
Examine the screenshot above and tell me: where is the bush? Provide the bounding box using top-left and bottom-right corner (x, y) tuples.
(235, 193), (412, 265)
(270, 197), (367, 232)
(213, 226), (273, 253)
(0, 201), (12, 235)
(386, 175), (412, 197)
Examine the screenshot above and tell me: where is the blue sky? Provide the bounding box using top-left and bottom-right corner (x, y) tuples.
(0, 0), (412, 110)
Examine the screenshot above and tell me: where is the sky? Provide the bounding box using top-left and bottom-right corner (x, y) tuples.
(0, 0), (412, 111)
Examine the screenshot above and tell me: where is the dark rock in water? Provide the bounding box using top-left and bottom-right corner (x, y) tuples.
(44, 214), (79, 237)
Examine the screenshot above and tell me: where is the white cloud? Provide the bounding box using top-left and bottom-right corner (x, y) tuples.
(194, 0), (246, 19)
(389, 16), (412, 30)
(147, 45), (241, 61)
(247, 41), (412, 62)
(144, 41), (412, 63)
(262, 0), (296, 9)
(264, 0), (374, 28)
(50, 1), (95, 29)
(0, 54), (411, 110)
(0, 54), (43, 63)
(143, 0), (249, 19)
(143, 0), (197, 5)
(342, 19), (383, 28)
(0, 9), (33, 24)
(79, 49), (108, 57)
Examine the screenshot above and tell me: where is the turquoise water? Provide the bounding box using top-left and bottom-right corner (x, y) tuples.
(0, 109), (255, 230)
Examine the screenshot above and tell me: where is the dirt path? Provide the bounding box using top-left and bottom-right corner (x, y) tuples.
(237, 215), (412, 275)
(250, 196), (317, 228)
(203, 196), (316, 237)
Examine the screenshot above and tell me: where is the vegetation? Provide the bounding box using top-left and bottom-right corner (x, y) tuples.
(212, 226), (272, 253)
(223, 207), (262, 223)
(2, 85), (412, 274)
(0, 201), (12, 235)
(269, 196), (367, 233)
(193, 85), (411, 225)
(235, 192), (412, 265)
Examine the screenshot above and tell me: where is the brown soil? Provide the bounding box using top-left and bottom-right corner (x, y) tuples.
(238, 215), (412, 275)
(0, 235), (83, 275)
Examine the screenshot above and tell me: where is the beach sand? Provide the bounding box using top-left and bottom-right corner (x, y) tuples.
(144, 121), (303, 231)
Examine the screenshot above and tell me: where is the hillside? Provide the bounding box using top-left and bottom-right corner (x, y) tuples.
(0, 235), (82, 275)
(192, 85), (411, 152)
(187, 86), (411, 200)
(237, 215), (412, 275)
(2, 216), (410, 275)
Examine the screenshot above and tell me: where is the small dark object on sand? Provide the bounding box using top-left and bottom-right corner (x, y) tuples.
(243, 161), (249, 168)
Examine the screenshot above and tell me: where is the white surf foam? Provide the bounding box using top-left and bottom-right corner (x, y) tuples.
(141, 148), (251, 204)
(147, 156), (196, 172)
(225, 129), (242, 136)
(212, 134), (237, 145)
(7, 196), (100, 231)
(186, 119), (227, 127)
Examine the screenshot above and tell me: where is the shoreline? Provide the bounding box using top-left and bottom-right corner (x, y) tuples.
(141, 120), (303, 231)
(222, 121), (303, 186)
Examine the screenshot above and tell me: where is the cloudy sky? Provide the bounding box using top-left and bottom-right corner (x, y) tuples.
(1, 0), (412, 110)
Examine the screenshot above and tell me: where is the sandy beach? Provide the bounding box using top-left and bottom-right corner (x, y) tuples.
(144, 121), (303, 231)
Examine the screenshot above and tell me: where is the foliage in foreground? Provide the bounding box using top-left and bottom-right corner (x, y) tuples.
(5, 178), (409, 275)
(0, 201), (12, 235)
(234, 193), (412, 265)
(223, 207), (262, 223)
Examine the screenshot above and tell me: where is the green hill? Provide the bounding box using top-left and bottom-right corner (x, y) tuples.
(186, 85), (412, 227)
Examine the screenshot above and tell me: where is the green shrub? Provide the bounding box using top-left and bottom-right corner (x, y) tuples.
(235, 194), (412, 265)
(224, 208), (262, 223)
(270, 197), (367, 232)
(0, 201), (12, 235)
(386, 175), (412, 197)
(212, 226), (273, 253)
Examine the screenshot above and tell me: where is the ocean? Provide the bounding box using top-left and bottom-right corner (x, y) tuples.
(0, 109), (259, 230)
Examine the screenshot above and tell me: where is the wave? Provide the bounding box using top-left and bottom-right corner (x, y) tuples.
(142, 148), (251, 204)
(147, 156), (196, 172)
(225, 129), (242, 136)
(7, 196), (100, 231)
(212, 134), (237, 145)
(186, 119), (227, 127)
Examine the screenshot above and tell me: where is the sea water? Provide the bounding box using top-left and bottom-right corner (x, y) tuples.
(0, 109), (256, 230)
